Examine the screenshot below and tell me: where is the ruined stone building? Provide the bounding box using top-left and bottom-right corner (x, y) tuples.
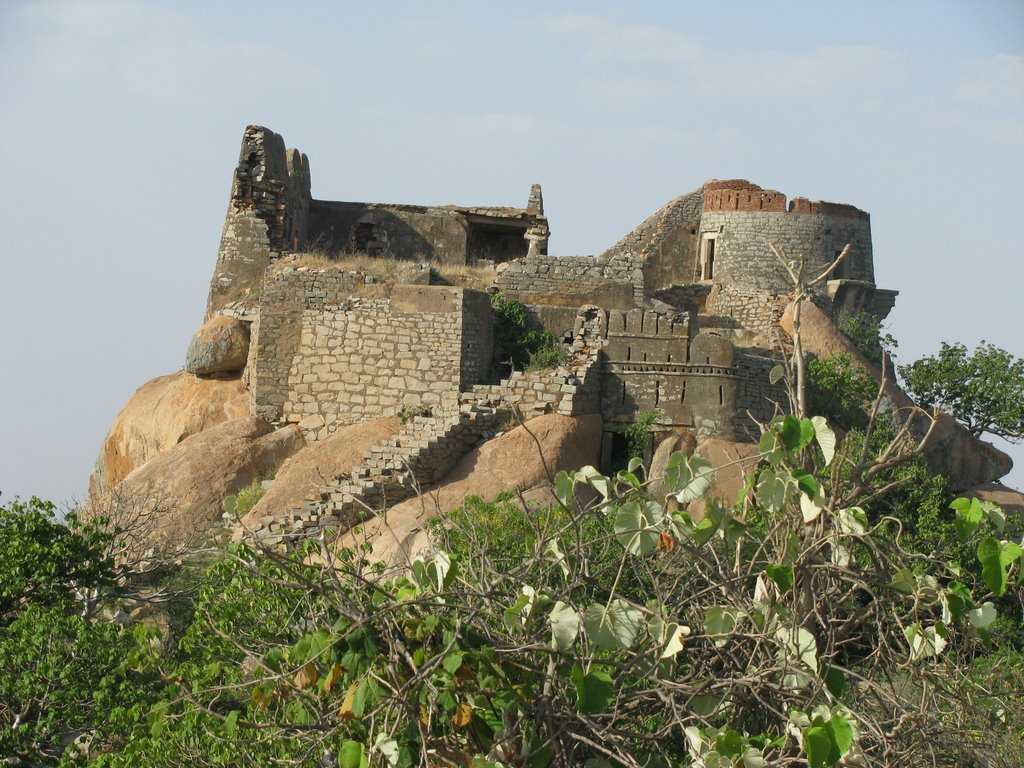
(206, 126), (549, 319)
(195, 125), (900, 541)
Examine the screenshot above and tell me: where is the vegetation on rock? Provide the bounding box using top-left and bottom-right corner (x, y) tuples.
(900, 341), (1024, 441)
(491, 293), (567, 374)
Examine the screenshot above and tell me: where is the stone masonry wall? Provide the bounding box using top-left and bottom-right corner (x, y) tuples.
(206, 126), (312, 318)
(596, 309), (740, 438)
(705, 286), (786, 336)
(600, 190), (704, 291)
(734, 352), (788, 439)
(248, 267), (366, 422)
(492, 253), (645, 306)
(249, 267), (493, 441)
(698, 209), (874, 295)
(282, 296), (464, 441)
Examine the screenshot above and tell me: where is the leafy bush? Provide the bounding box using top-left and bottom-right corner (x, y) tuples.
(107, 411), (1022, 767)
(0, 496), (116, 622)
(900, 341), (1024, 441)
(491, 292), (566, 373)
(837, 310), (897, 366)
(222, 480), (266, 520)
(806, 354), (877, 431)
(623, 409), (660, 462)
(398, 403), (432, 423)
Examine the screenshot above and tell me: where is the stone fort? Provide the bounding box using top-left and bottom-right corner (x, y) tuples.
(198, 125), (898, 542)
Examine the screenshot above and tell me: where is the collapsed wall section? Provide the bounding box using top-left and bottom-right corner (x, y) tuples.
(249, 268), (493, 441)
(600, 190), (704, 292)
(206, 126), (312, 318)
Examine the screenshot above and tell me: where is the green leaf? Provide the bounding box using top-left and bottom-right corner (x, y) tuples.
(978, 536), (1022, 596)
(673, 455), (714, 505)
(704, 606), (741, 647)
(613, 499), (664, 555)
(781, 416), (803, 450)
(822, 666), (847, 697)
(339, 740), (367, 768)
(373, 734), (400, 767)
(793, 470), (819, 498)
(584, 599), (643, 650)
(575, 465), (610, 500)
(800, 493), (823, 523)
(442, 651), (464, 675)
(798, 418), (816, 449)
(905, 623), (948, 661)
(351, 678), (372, 718)
(966, 601), (997, 631)
(777, 626), (818, 672)
(554, 471), (573, 507)
(769, 364), (785, 385)
(715, 729), (745, 757)
(756, 469), (786, 513)
(223, 709), (239, 738)
(503, 585), (538, 629)
(571, 664), (614, 714)
(951, 497), (984, 542)
(804, 726), (835, 768)
(765, 564), (795, 594)
(649, 610), (690, 658)
(811, 416), (836, 466)
(548, 601), (580, 652)
(544, 538), (570, 580)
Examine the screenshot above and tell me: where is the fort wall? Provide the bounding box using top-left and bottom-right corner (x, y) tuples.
(492, 253), (645, 307)
(249, 267), (493, 441)
(306, 202), (469, 263)
(206, 127), (312, 318)
(698, 208), (874, 295)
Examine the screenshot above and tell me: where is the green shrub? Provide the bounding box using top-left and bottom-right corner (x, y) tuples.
(837, 310), (897, 366)
(491, 292), (566, 373)
(222, 480), (266, 520)
(806, 354), (877, 431)
(624, 409), (660, 461)
(398, 403), (432, 423)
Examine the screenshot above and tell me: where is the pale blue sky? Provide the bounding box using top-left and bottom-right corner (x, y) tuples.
(1, 0), (1022, 503)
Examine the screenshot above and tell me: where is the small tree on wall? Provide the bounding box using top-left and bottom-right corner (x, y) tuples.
(900, 341), (1024, 441)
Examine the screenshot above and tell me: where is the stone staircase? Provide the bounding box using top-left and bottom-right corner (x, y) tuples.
(244, 400), (508, 548)
(243, 309), (608, 549)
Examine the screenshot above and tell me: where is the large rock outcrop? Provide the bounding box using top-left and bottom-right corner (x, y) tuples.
(342, 413), (603, 566)
(185, 315), (251, 376)
(90, 371), (250, 496)
(242, 417), (402, 526)
(781, 301), (1012, 490)
(647, 432), (760, 518)
(101, 417), (304, 548)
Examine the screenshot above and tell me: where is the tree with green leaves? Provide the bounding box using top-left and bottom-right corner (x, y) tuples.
(900, 341), (1024, 441)
(837, 311), (898, 367)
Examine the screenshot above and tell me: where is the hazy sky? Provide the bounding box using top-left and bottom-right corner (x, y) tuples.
(2, 0), (1022, 504)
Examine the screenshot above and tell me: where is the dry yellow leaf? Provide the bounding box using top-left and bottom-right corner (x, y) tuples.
(293, 662), (318, 689)
(453, 702), (473, 728)
(339, 681), (358, 719)
(323, 662), (344, 693)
